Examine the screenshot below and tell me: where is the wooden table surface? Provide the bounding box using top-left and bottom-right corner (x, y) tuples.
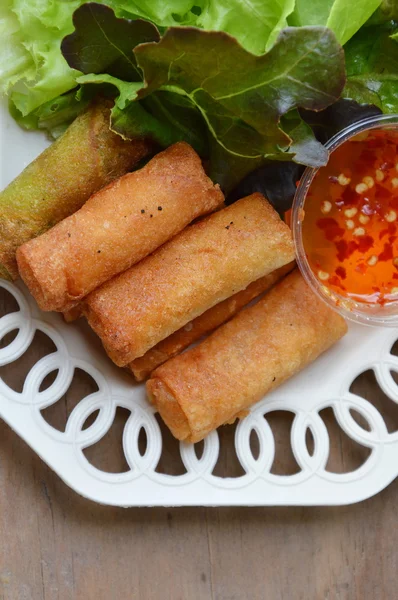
(1, 294), (398, 600)
(1, 374), (397, 600)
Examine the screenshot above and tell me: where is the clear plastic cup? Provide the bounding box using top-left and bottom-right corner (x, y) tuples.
(292, 114), (398, 327)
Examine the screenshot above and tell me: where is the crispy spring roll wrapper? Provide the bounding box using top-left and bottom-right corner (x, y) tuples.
(17, 143), (224, 312)
(147, 270), (348, 442)
(128, 262), (295, 381)
(0, 101), (152, 281)
(62, 305), (83, 323)
(84, 193), (295, 366)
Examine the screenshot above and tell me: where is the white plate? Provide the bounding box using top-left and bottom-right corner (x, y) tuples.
(1, 101), (398, 506)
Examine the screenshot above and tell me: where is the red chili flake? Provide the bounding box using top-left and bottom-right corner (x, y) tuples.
(341, 186), (359, 206)
(378, 243), (393, 262)
(360, 149), (376, 163)
(316, 218), (345, 241)
(335, 239), (358, 261)
(379, 224), (396, 240)
(335, 240), (347, 262)
(329, 275), (340, 286)
(357, 235), (374, 253)
(335, 266), (347, 280)
(369, 137), (385, 149)
(376, 185), (390, 201)
(393, 273), (398, 280)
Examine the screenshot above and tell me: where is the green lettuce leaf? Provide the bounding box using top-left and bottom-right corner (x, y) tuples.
(3, 0), (388, 199)
(289, 0), (382, 45)
(1, 0), (391, 148)
(134, 26), (345, 153)
(207, 141), (264, 193)
(61, 4), (160, 79)
(76, 74), (143, 109)
(365, 0), (398, 24)
(0, 0), (35, 92)
(205, 118), (326, 193)
(61, 4), (159, 110)
(9, 88), (91, 138)
(105, 0), (296, 54)
(4, 0), (86, 116)
(105, 0), (200, 26)
(343, 22), (398, 112)
(279, 110), (328, 167)
(195, 0), (296, 54)
(111, 90), (208, 155)
(60, 10), (341, 191)
(233, 97), (383, 213)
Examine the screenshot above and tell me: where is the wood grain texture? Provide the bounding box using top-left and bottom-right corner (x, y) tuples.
(1, 291), (398, 600)
(0, 375), (397, 600)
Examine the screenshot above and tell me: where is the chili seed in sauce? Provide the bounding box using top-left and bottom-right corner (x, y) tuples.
(302, 128), (398, 305)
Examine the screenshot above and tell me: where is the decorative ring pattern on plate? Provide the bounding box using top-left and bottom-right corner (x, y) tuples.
(1, 278), (398, 505)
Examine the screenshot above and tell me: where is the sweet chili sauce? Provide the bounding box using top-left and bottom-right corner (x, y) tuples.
(302, 129), (398, 306)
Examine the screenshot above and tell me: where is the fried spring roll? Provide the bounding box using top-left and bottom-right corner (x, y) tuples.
(84, 193), (295, 366)
(147, 270), (348, 443)
(17, 143), (224, 312)
(0, 101), (152, 280)
(128, 262), (295, 380)
(62, 305), (83, 323)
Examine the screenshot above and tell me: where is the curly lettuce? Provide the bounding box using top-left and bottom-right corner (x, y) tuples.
(0, 0), (395, 196)
(1, 0), (85, 117)
(289, 0), (382, 44)
(59, 6), (345, 190)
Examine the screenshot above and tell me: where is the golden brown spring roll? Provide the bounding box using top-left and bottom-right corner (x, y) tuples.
(128, 262), (295, 380)
(147, 270), (348, 443)
(17, 143), (224, 312)
(84, 193), (295, 366)
(0, 100), (152, 280)
(62, 305), (83, 323)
